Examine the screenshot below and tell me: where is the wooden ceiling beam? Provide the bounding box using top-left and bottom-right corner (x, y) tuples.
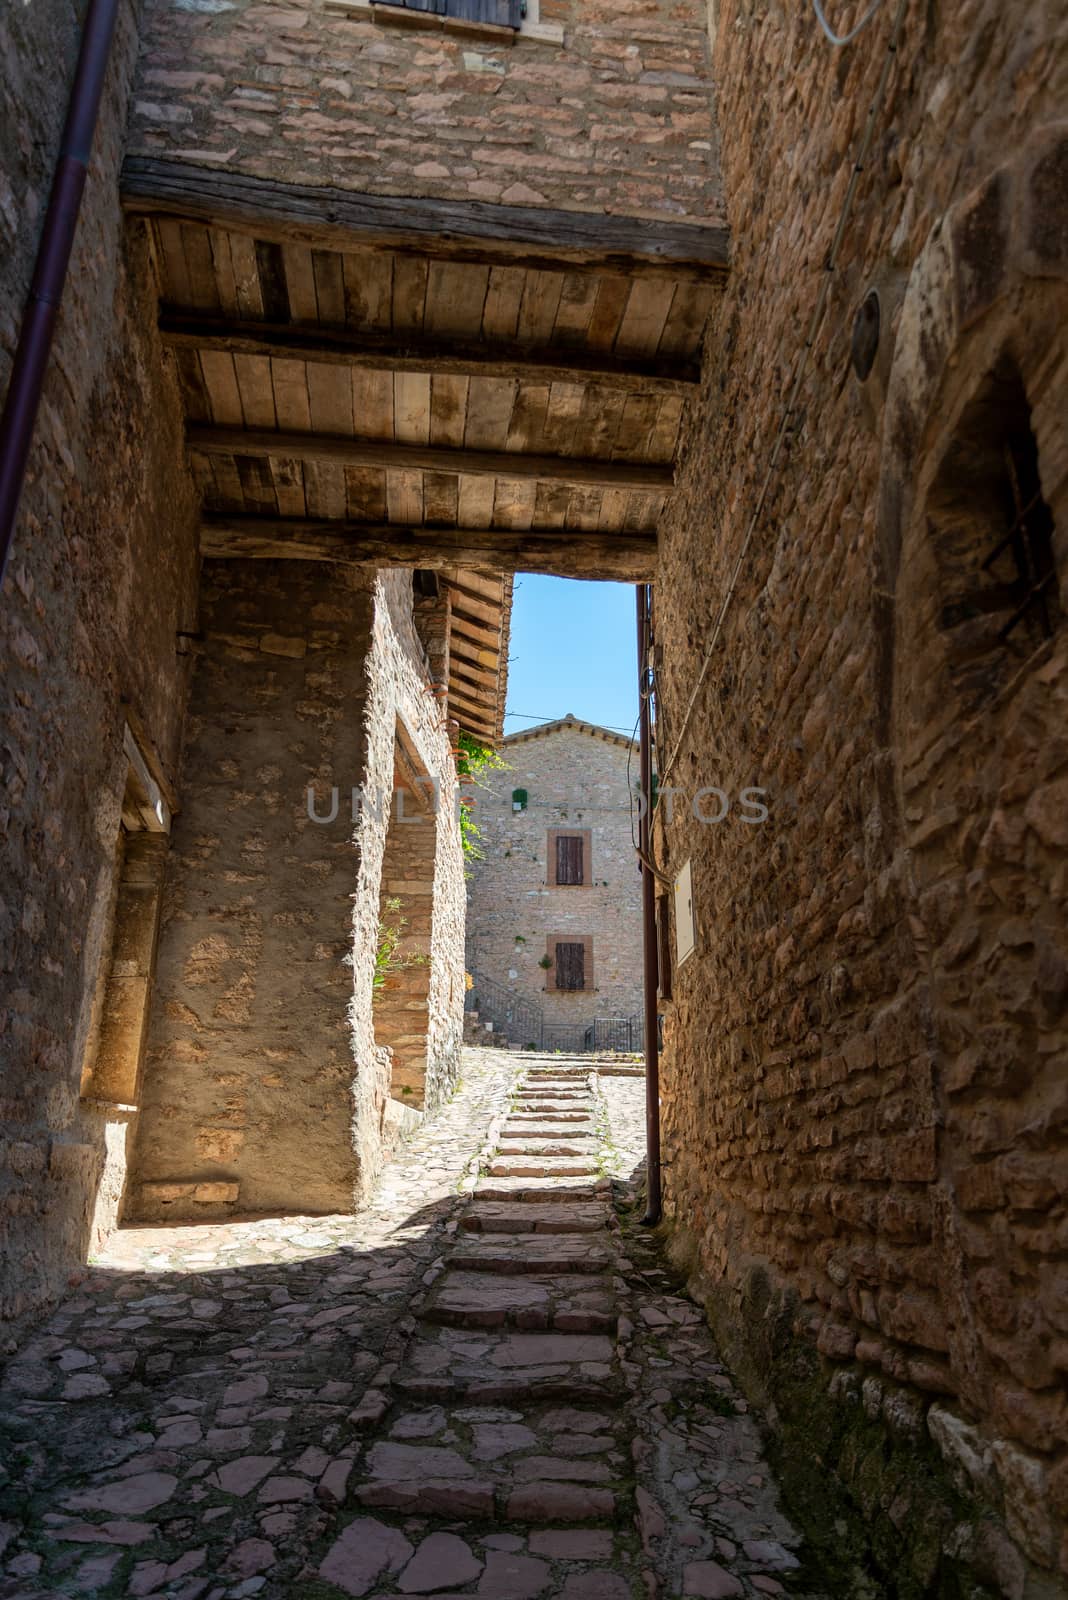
(123, 156), (730, 283)
(200, 516), (655, 582)
(448, 613), (504, 653)
(449, 632), (501, 672)
(450, 656), (500, 693)
(160, 316), (700, 395)
(448, 685), (498, 728)
(189, 426), (673, 493)
(444, 587), (505, 630)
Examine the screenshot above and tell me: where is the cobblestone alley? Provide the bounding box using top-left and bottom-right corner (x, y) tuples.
(0, 1050), (818, 1600)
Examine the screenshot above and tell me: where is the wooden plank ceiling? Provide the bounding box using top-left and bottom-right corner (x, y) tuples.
(128, 166), (726, 740)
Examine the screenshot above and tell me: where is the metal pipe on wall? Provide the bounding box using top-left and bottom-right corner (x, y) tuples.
(0, 0), (122, 589)
(636, 582), (662, 1225)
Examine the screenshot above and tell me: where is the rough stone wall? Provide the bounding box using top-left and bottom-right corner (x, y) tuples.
(654, 1), (1068, 1593)
(465, 725), (643, 1037)
(128, 0), (720, 224)
(0, 0), (200, 1333)
(130, 564), (464, 1219)
(358, 572), (466, 1155)
(374, 784), (438, 1106)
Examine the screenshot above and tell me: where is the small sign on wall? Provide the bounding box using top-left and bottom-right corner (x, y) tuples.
(675, 859), (695, 967)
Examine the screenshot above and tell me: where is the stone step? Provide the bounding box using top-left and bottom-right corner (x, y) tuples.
(352, 1439), (622, 1523)
(317, 1511), (633, 1596)
(474, 1176), (610, 1204)
(489, 1157), (602, 1179)
(461, 1201), (609, 1235)
(501, 1124), (597, 1140)
(390, 1327), (619, 1406)
(511, 1088), (588, 1100)
(524, 1075), (593, 1086)
(422, 1269), (616, 1332)
(497, 1138), (599, 1157)
(507, 1110), (592, 1124)
(453, 1233), (612, 1276)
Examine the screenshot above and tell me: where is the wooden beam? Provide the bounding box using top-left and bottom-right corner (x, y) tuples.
(122, 157), (729, 283)
(449, 614), (502, 654)
(160, 316), (700, 395)
(447, 677), (498, 720)
(451, 658), (499, 694)
(200, 516), (656, 581)
(393, 728), (434, 815)
(189, 425), (673, 492)
(444, 587), (504, 630)
(451, 636), (500, 674)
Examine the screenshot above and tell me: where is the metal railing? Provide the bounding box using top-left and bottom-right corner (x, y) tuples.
(466, 971), (643, 1054)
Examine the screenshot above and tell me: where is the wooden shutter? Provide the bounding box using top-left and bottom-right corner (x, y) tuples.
(377, 0), (447, 13)
(556, 942), (585, 991)
(556, 835), (583, 885)
(445, 0), (524, 24)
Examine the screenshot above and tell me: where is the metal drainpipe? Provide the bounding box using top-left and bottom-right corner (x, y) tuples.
(0, 0), (123, 589)
(636, 582), (662, 1225)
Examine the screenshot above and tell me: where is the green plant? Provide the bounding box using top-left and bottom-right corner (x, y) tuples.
(455, 732), (508, 870)
(538, 955), (552, 969)
(373, 897), (426, 992)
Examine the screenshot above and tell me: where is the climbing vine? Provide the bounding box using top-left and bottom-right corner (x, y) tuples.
(455, 731), (507, 869)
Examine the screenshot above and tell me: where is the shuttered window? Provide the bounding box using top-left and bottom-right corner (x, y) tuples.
(376, 0), (525, 25)
(555, 835), (584, 886)
(555, 942), (585, 991)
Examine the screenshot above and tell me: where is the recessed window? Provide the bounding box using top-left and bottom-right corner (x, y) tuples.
(544, 935), (593, 992)
(374, 0), (524, 31)
(549, 828), (590, 887)
(556, 835), (583, 885)
(555, 941), (585, 990)
(927, 357), (1060, 705)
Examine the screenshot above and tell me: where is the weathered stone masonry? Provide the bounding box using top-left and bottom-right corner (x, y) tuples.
(131, 564), (466, 1221)
(0, 0), (200, 1331)
(655, 2), (1068, 1593)
(128, 0), (721, 225)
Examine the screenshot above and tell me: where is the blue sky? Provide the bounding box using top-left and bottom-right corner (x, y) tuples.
(503, 576), (639, 739)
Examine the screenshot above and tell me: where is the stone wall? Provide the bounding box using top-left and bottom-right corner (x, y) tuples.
(130, 564), (465, 1219)
(127, 0), (720, 224)
(654, 1), (1068, 1592)
(0, 0), (201, 1334)
(465, 723), (643, 1040)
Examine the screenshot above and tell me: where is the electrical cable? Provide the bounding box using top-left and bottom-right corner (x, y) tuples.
(812, 0), (886, 46)
(657, 0), (909, 797)
(504, 710), (639, 736)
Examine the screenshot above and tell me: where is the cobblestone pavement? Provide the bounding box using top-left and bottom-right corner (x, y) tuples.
(0, 1050), (825, 1600)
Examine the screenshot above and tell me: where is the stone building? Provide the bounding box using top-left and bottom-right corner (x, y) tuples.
(1, 0), (1065, 1591)
(1, 0), (711, 1335)
(648, 4), (1068, 1595)
(465, 715), (643, 1049)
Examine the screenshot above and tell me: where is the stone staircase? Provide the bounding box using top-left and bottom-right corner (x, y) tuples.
(315, 1053), (818, 1600)
(335, 1056), (639, 1594)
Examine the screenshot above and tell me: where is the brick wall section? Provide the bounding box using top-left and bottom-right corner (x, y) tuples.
(131, 564), (465, 1219)
(654, 0), (1068, 1590)
(0, 1), (200, 1333)
(465, 724), (643, 1039)
(127, 0), (722, 223)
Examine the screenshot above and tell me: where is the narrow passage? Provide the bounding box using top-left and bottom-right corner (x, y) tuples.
(0, 1051), (824, 1600)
